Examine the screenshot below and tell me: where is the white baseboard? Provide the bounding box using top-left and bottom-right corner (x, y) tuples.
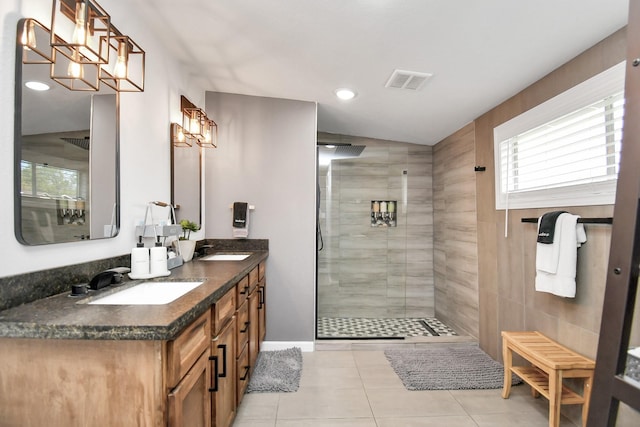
(261, 341), (315, 352)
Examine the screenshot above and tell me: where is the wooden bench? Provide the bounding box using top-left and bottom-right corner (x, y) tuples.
(501, 331), (595, 427)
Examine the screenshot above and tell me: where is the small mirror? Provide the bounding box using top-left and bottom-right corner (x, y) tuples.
(14, 19), (119, 245)
(171, 139), (201, 226)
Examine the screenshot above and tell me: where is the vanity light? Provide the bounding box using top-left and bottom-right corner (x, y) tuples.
(176, 96), (218, 148)
(197, 118), (218, 148)
(335, 88), (357, 100)
(50, 0), (111, 65)
(99, 30), (145, 92)
(20, 1), (145, 93)
(171, 123), (192, 147)
(19, 19), (53, 64)
(50, 43), (100, 90)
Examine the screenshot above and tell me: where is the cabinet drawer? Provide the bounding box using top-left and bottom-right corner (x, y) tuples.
(248, 266), (259, 293)
(167, 310), (211, 389)
(212, 287), (236, 335)
(235, 276), (250, 308)
(236, 345), (250, 406)
(236, 299), (249, 355)
(258, 261), (266, 281)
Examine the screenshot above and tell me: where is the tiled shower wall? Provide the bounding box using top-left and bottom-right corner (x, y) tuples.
(317, 134), (434, 319)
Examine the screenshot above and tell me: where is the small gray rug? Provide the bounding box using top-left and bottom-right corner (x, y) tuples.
(247, 347), (302, 393)
(384, 343), (522, 390)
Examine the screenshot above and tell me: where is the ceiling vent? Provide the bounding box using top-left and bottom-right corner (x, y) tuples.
(385, 69), (433, 91)
(61, 137), (90, 150)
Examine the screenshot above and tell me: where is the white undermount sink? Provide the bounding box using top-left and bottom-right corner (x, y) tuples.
(200, 253), (251, 261)
(87, 281), (204, 305)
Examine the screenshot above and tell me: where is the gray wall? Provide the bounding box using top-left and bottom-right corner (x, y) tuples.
(204, 92), (317, 342)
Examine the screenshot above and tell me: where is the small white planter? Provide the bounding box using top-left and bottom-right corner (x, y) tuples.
(175, 239), (196, 262)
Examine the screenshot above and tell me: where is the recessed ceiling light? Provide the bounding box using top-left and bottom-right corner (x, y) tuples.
(25, 81), (50, 91)
(335, 88), (356, 101)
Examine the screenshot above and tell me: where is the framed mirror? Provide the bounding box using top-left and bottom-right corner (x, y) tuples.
(171, 139), (201, 227)
(14, 18), (120, 245)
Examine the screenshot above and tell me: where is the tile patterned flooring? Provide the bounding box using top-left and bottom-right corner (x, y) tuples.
(233, 347), (580, 427)
(317, 317), (458, 338)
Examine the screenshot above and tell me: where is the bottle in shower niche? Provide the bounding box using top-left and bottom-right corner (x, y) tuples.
(131, 238), (150, 277)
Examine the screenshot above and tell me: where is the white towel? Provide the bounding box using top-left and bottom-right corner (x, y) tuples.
(535, 213), (587, 298)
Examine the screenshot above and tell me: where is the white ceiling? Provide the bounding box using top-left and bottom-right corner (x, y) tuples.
(136, 0), (629, 145)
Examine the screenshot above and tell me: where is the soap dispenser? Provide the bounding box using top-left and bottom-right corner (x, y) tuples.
(149, 237), (168, 275)
(131, 236), (150, 277)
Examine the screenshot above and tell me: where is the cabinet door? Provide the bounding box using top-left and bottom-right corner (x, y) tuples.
(236, 344), (250, 405)
(211, 317), (237, 427)
(248, 290), (260, 371)
(168, 350), (211, 427)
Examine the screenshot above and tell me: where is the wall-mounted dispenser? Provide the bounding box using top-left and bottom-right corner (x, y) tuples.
(371, 200), (397, 227)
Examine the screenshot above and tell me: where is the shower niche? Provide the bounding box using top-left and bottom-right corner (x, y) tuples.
(371, 200), (397, 227)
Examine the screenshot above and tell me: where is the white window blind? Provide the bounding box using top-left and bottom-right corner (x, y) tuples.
(494, 62), (625, 210)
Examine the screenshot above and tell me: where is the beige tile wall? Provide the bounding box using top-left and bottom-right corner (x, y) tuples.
(433, 123), (480, 338)
(317, 134), (434, 319)
(473, 28), (626, 361)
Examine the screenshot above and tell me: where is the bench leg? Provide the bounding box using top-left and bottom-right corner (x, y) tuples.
(502, 341), (512, 399)
(548, 370), (563, 427)
(581, 374), (594, 427)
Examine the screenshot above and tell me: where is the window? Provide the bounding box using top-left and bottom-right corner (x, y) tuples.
(494, 62), (625, 209)
(21, 160), (80, 198)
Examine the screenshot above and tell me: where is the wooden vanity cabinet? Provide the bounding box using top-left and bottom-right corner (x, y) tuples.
(167, 310), (212, 427)
(210, 286), (237, 427)
(0, 260), (267, 427)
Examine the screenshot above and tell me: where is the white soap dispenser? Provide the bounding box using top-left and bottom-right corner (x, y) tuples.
(131, 236), (150, 277)
(149, 237), (168, 276)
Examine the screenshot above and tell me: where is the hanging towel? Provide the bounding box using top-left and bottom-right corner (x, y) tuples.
(232, 202), (249, 239)
(535, 213), (587, 298)
(537, 210), (567, 244)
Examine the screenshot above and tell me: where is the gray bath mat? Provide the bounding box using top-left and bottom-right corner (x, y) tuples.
(247, 347), (302, 393)
(384, 343), (522, 390)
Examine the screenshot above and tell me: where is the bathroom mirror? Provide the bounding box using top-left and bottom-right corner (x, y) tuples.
(14, 20), (120, 245)
(171, 140), (202, 226)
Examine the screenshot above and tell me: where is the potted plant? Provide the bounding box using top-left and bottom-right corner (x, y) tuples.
(175, 219), (200, 262)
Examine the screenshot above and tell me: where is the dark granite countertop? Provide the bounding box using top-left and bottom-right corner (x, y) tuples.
(0, 250), (268, 341)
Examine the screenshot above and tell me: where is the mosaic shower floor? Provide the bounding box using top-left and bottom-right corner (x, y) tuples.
(317, 317), (457, 338)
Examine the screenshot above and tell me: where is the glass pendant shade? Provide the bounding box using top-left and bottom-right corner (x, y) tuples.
(20, 19), (54, 64)
(100, 32), (145, 92)
(50, 0), (110, 65)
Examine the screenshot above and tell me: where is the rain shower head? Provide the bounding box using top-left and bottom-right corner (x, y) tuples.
(333, 145), (365, 157)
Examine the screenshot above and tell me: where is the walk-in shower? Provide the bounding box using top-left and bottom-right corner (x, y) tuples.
(316, 135), (453, 339)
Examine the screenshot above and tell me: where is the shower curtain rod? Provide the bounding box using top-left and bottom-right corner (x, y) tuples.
(520, 217), (613, 224)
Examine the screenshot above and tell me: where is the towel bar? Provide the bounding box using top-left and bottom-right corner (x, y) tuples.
(521, 217), (612, 224)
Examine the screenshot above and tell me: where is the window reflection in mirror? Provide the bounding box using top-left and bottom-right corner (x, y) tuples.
(15, 19), (119, 245)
